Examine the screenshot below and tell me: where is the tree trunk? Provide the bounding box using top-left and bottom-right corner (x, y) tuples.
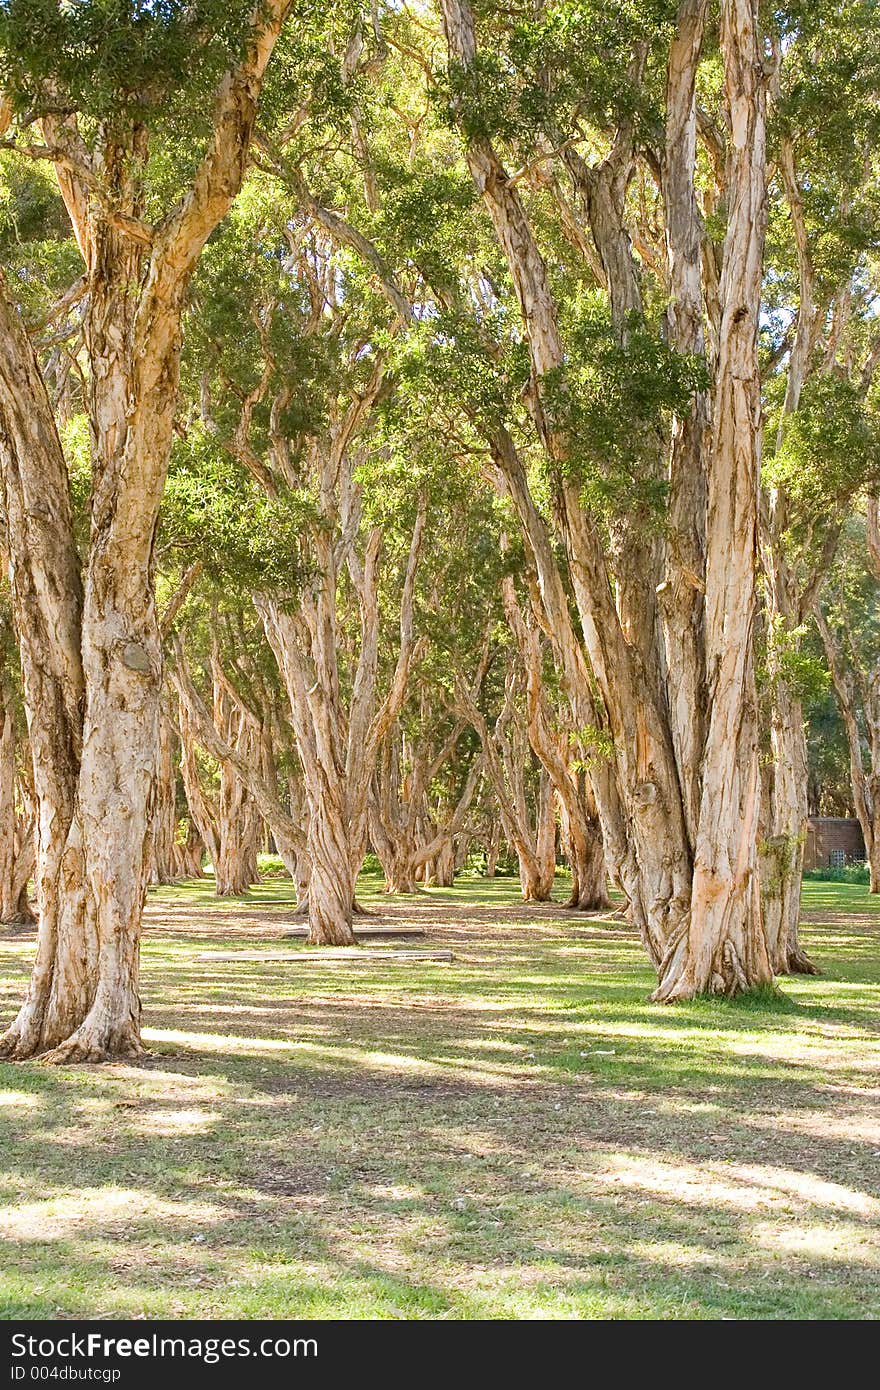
(214, 767), (256, 896)
(0, 274), (116, 1060)
(653, 0), (773, 1000)
(368, 756), (424, 894)
(173, 821), (205, 879)
(381, 846), (422, 894)
(256, 598), (359, 944)
(659, 0), (710, 848)
(502, 578), (607, 910)
(813, 604), (880, 892)
(559, 779), (609, 911)
(518, 772), (556, 902)
(760, 683), (817, 974)
(441, 0), (781, 996)
(485, 822), (501, 878)
(306, 796), (357, 944)
(431, 835), (457, 888)
(0, 695), (36, 926)
(254, 485), (425, 943)
(149, 707), (179, 885)
(869, 822), (880, 894)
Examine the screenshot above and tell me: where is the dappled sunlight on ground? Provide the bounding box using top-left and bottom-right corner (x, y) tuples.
(0, 1189), (226, 1242)
(1, 872), (879, 1317)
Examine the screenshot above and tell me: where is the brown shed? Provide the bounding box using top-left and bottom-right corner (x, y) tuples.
(803, 817), (865, 871)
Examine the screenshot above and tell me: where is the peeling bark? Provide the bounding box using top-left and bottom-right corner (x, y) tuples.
(0, 682), (36, 925)
(654, 0), (772, 999)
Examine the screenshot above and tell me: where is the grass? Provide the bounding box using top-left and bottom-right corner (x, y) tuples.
(1, 871), (879, 1320)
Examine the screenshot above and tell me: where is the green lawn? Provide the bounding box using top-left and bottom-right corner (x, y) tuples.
(1, 873), (879, 1319)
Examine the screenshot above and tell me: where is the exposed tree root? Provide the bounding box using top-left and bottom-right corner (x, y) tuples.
(778, 947), (820, 977)
(39, 1029), (145, 1065)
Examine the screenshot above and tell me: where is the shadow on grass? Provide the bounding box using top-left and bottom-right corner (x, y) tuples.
(1, 874), (880, 1318)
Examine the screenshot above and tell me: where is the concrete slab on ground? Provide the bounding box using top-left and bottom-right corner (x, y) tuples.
(197, 948), (454, 963)
(279, 925), (426, 939)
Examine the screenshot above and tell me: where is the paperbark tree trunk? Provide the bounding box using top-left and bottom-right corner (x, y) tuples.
(759, 689), (816, 972)
(369, 737), (426, 894)
(519, 772), (557, 901)
(456, 670), (555, 902)
(149, 705), (180, 886)
(755, 135), (827, 973)
(441, 0), (693, 960)
(255, 577), (366, 944)
(173, 821), (205, 880)
(814, 604), (880, 891)
(431, 835), (458, 889)
(485, 821), (501, 878)
(659, 0), (710, 849)
(211, 673), (258, 896)
(0, 273), (101, 1058)
(558, 775), (608, 912)
(502, 576), (608, 910)
(369, 717), (470, 895)
(653, 0), (772, 999)
(0, 684), (36, 925)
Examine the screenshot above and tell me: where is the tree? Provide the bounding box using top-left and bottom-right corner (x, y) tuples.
(0, 611), (35, 925)
(428, 0), (772, 996)
(757, 0), (880, 968)
(0, 0), (294, 1060)
(815, 504), (880, 889)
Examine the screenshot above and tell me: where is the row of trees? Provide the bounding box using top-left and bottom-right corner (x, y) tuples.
(0, 0), (878, 1058)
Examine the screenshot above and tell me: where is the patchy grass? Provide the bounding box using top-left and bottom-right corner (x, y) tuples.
(1, 872), (879, 1319)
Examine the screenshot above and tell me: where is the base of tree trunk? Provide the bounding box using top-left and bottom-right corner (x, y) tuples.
(776, 945), (820, 976)
(651, 924), (775, 1003)
(40, 1023), (145, 1065)
(0, 1013), (144, 1064)
(0, 905), (37, 927)
(521, 888), (553, 902)
(565, 886), (610, 911)
(307, 922), (357, 945)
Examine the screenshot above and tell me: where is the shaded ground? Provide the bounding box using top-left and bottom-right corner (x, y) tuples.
(1, 873), (879, 1319)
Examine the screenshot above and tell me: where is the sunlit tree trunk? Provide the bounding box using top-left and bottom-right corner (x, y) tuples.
(210, 669), (258, 896)
(170, 647), (306, 891)
(654, 0), (772, 998)
(756, 136), (826, 973)
(814, 602), (880, 892)
(457, 670), (555, 902)
(149, 704), (179, 886)
(502, 576), (607, 909)
(173, 821), (205, 880)
(0, 4), (293, 1059)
